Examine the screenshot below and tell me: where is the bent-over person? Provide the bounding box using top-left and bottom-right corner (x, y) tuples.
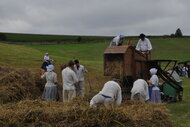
(131, 79), (149, 102)
(90, 79), (122, 107)
(109, 35), (125, 46)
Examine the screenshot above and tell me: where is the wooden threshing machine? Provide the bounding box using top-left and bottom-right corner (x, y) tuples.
(104, 45), (183, 101)
(104, 45), (148, 84)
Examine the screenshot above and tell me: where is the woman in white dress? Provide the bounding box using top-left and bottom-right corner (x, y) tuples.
(147, 68), (161, 103)
(41, 65), (58, 100)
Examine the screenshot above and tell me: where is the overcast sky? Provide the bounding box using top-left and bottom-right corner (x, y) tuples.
(0, 0), (190, 36)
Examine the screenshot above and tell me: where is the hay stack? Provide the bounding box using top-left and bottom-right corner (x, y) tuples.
(0, 98), (173, 127)
(0, 66), (42, 103)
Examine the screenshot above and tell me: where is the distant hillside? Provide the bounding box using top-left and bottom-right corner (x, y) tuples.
(1, 32), (190, 44)
(1, 32), (113, 43)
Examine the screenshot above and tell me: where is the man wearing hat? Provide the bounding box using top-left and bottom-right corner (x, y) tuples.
(90, 79), (122, 107)
(136, 33), (152, 59)
(44, 53), (50, 62)
(41, 52), (51, 74)
(109, 34), (125, 46)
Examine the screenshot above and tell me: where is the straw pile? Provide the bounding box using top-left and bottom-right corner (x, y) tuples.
(0, 66), (173, 127)
(105, 60), (124, 78)
(0, 66), (42, 103)
(0, 97), (173, 127)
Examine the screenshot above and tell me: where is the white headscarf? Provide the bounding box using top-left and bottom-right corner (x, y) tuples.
(119, 34), (125, 38)
(46, 65), (54, 72)
(150, 68), (157, 75)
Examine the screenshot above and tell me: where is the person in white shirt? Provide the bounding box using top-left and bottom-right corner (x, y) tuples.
(62, 60), (78, 102)
(74, 59), (88, 96)
(182, 66), (188, 77)
(109, 34), (125, 46)
(147, 68), (161, 103)
(41, 53), (51, 75)
(136, 33), (152, 59)
(90, 79), (122, 107)
(44, 53), (50, 62)
(131, 79), (149, 102)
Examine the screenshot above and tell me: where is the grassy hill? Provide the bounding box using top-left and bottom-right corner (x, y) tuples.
(1, 32), (113, 43)
(3, 32), (189, 43)
(1, 37), (190, 68)
(0, 37), (190, 126)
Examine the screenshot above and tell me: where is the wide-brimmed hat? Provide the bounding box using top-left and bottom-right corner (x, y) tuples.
(46, 65), (54, 72)
(139, 33), (145, 38)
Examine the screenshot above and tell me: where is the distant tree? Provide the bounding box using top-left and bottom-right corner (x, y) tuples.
(77, 36), (82, 42)
(170, 33), (175, 37)
(0, 33), (7, 41)
(163, 35), (170, 38)
(175, 28), (183, 37)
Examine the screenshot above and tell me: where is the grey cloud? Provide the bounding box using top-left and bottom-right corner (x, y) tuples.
(0, 0), (190, 36)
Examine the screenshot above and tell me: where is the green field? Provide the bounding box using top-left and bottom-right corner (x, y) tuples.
(0, 37), (190, 126)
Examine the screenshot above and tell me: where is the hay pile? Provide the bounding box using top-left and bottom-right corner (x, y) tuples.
(0, 66), (42, 103)
(0, 66), (173, 127)
(105, 60), (124, 78)
(0, 97), (173, 127)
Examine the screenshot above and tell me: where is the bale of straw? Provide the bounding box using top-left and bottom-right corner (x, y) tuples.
(0, 98), (173, 127)
(0, 67), (42, 103)
(0, 66), (14, 77)
(33, 73), (46, 92)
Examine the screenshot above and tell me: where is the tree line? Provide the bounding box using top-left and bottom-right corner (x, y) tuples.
(0, 28), (184, 42)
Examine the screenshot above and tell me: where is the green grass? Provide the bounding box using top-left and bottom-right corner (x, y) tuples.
(151, 38), (190, 61)
(166, 78), (190, 127)
(24, 42), (108, 61)
(0, 37), (190, 126)
(23, 42), (110, 71)
(0, 43), (42, 68)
